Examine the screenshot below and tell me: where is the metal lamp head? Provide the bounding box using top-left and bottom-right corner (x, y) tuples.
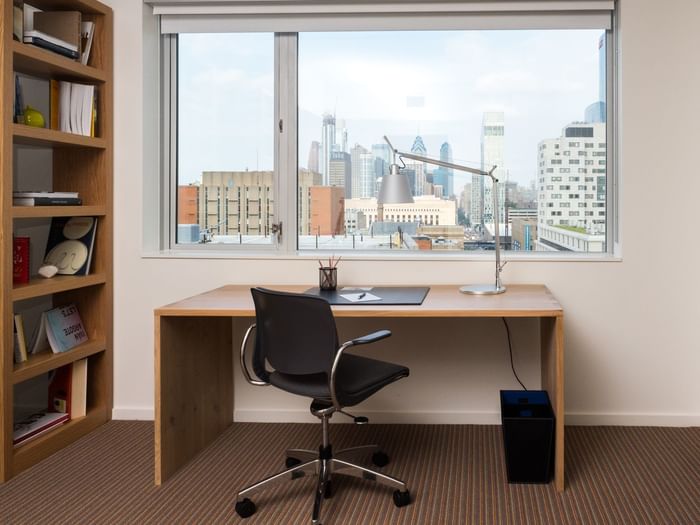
(378, 163), (414, 204)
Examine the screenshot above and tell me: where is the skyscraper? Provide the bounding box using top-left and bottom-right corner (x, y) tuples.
(329, 150), (351, 198)
(433, 142), (453, 197)
(584, 34), (607, 124)
(336, 119), (348, 153)
(350, 144), (375, 198)
(481, 112), (506, 225)
(406, 135), (427, 196)
(320, 113), (336, 186)
(308, 140), (320, 174)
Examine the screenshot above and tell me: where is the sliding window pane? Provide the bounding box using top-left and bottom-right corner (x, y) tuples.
(176, 33), (274, 245)
(298, 30), (607, 253)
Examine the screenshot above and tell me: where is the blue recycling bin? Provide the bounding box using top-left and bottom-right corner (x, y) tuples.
(500, 390), (555, 483)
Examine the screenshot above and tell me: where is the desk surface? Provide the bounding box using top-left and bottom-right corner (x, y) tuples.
(156, 284), (563, 318)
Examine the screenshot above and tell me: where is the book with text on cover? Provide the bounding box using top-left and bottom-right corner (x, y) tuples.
(13, 236), (29, 284)
(31, 304), (88, 355)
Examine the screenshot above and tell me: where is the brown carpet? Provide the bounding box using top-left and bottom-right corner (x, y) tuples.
(0, 421), (698, 524)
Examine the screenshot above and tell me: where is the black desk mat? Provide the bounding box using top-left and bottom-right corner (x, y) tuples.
(304, 286), (429, 305)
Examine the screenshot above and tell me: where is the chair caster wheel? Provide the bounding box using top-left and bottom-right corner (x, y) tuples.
(372, 451), (389, 467)
(324, 480), (333, 499)
(393, 490), (411, 508)
(286, 457), (301, 468)
(235, 498), (256, 518)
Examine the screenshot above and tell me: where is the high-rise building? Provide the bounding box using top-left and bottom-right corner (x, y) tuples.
(371, 143), (392, 179)
(536, 122), (606, 251)
(329, 150), (351, 198)
(350, 144), (375, 198)
(308, 140), (320, 173)
(585, 34), (607, 123)
(406, 135), (427, 196)
(336, 119), (348, 153)
(480, 112), (506, 225)
(320, 113), (336, 185)
(433, 141), (454, 197)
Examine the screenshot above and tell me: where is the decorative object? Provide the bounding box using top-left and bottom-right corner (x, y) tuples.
(23, 105), (45, 127)
(383, 135), (506, 294)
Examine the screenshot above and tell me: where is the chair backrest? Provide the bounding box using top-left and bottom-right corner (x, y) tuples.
(251, 287), (339, 379)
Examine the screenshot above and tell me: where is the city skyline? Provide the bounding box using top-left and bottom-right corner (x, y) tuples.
(177, 30), (603, 189)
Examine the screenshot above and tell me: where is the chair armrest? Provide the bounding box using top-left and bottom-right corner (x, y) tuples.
(329, 329), (392, 410)
(351, 329), (391, 345)
(240, 323), (269, 387)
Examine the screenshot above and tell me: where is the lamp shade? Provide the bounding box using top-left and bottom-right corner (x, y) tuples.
(378, 164), (414, 204)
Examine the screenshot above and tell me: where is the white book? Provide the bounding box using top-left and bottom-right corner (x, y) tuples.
(71, 358), (88, 418)
(70, 83), (81, 134)
(13, 191), (79, 198)
(80, 21), (95, 66)
(23, 30), (79, 54)
(59, 81), (71, 132)
(81, 85), (95, 137)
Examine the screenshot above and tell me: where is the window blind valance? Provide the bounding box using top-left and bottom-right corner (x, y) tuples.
(147, 0), (614, 33)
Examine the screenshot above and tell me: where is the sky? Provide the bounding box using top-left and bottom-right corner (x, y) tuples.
(178, 29), (604, 190)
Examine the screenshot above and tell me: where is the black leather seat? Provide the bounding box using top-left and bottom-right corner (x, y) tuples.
(234, 287), (412, 524)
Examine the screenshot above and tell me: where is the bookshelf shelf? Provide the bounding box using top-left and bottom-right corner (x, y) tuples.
(12, 205), (106, 218)
(11, 274), (106, 302)
(12, 409), (108, 476)
(1, 0), (113, 482)
(12, 339), (106, 384)
(12, 41), (106, 83)
(12, 124), (107, 148)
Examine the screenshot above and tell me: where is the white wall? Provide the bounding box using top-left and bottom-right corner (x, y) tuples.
(109, 0), (700, 425)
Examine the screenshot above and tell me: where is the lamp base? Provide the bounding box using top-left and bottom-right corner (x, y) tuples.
(459, 284), (507, 295)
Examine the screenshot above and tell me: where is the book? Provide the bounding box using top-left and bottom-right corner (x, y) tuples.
(14, 197), (82, 206)
(13, 313), (28, 364)
(14, 74), (24, 124)
(14, 191), (79, 198)
(71, 359), (88, 418)
(23, 30), (79, 60)
(80, 21), (95, 65)
(13, 411), (69, 447)
(13, 236), (30, 284)
(13, 1), (23, 42)
(54, 81), (96, 136)
(48, 364), (72, 414)
(31, 304), (88, 355)
(43, 216), (97, 275)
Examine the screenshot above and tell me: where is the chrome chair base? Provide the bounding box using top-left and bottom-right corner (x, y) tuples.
(234, 411), (410, 524)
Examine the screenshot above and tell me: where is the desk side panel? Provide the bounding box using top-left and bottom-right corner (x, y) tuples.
(155, 315), (233, 485)
(541, 315), (565, 491)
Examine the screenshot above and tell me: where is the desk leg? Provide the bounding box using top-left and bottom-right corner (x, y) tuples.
(541, 315), (565, 492)
(155, 315), (233, 485)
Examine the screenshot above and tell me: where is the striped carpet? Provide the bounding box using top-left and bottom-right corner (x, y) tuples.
(0, 421), (698, 524)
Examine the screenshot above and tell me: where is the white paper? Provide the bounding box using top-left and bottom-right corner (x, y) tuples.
(340, 286), (373, 291)
(340, 292), (381, 303)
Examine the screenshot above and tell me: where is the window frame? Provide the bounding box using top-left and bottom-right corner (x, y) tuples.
(155, 15), (620, 260)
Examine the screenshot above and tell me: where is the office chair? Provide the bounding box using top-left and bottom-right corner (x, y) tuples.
(235, 287), (411, 524)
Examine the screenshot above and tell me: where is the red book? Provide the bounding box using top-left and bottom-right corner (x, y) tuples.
(48, 364), (73, 415)
(13, 236), (30, 284)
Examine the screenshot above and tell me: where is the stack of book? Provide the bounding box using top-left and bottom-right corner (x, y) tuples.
(23, 6), (80, 60)
(13, 191), (81, 206)
(13, 359), (88, 447)
(50, 79), (96, 136)
(21, 5), (95, 64)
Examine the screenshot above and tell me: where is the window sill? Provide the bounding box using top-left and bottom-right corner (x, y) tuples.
(141, 249), (622, 263)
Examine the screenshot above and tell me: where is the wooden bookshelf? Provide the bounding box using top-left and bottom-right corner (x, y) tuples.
(0, 0), (113, 482)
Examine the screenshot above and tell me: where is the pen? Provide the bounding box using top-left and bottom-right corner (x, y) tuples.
(358, 293), (366, 299)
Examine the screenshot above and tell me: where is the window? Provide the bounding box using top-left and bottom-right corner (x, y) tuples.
(157, 1), (615, 255)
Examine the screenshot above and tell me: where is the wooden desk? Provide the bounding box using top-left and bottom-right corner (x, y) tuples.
(155, 284), (565, 491)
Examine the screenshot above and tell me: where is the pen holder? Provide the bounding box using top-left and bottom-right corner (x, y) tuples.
(319, 267), (337, 291)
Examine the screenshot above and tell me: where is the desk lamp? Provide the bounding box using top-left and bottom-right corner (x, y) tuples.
(382, 135), (506, 294)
